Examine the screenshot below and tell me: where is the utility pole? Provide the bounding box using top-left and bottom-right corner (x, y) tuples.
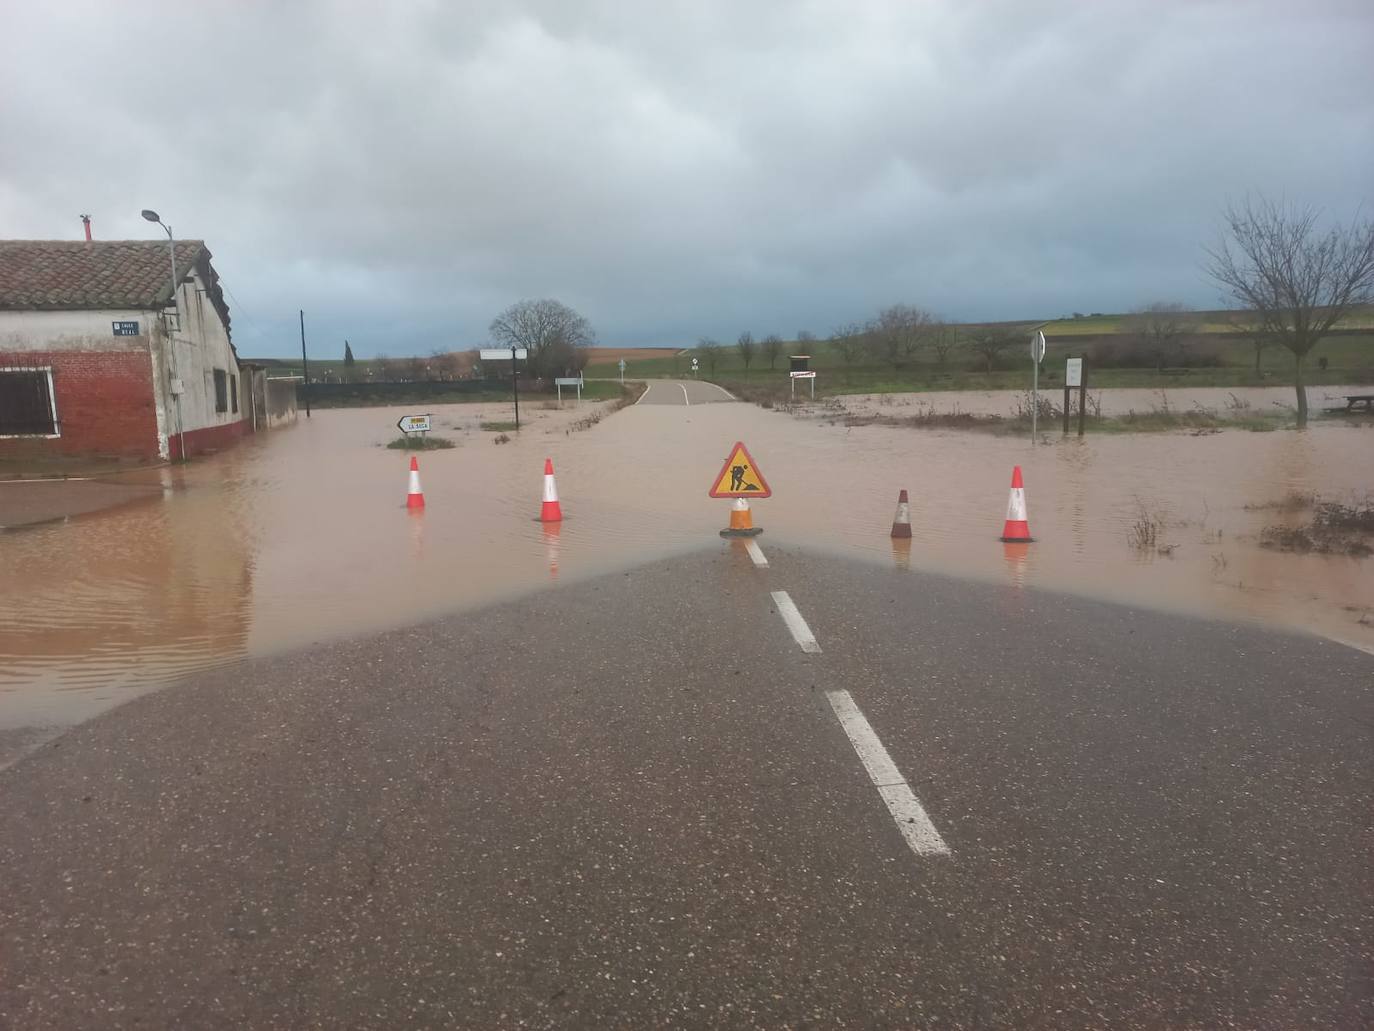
(141, 209), (186, 461)
(299, 309), (312, 418)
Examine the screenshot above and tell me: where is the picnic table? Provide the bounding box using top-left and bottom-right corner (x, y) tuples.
(1328, 394), (1374, 414)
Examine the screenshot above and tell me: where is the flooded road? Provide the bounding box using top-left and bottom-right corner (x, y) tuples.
(838, 384), (1369, 419)
(2, 387), (1371, 743)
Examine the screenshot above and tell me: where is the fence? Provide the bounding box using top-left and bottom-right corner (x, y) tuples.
(295, 378), (517, 408)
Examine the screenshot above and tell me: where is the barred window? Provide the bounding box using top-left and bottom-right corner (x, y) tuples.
(0, 368), (58, 436)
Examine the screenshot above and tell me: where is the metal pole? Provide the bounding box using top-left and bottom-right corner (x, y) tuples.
(299, 310), (311, 417)
(164, 226), (187, 462)
(511, 345), (520, 429)
(1063, 375), (1070, 435)
(1031, 351), (1039, 443)
(1078, 361), (1088, 437)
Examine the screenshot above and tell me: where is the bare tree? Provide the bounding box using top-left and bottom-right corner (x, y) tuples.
(736, 331), (756, 373)
(1224, 313), (1274, 377)
(929, 322), (959, 367)
(489, 298), (596, 380)
(829, 322), (866, 365)
(697, 337), (723, 375)
(1204, 196), (1374, 425)
(1127, 301), (1195, 372)
(871, 304), (930, 370)
(761, 333), (784, 369)
(795, 330), (816, 347)
(968, 327), (1017, 373)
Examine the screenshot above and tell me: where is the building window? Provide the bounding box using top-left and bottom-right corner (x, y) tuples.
(0, 367), (59, 436)
(213, 368), (228, 413)
(230, 374), (238, 414)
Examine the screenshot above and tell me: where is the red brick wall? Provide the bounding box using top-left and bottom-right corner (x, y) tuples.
(170, 417), (250, 460)
(0, 349), (160, 459)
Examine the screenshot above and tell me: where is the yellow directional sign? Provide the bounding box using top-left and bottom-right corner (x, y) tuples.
(709, 441), (772, 498)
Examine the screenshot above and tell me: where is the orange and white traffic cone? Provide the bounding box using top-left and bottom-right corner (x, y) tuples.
(540, 458), (563, 522)
(891, 489), (912, 538)
(719, 497), (763, 538)
(406, 455), (425, 510)
(999, 465), (1034, 542)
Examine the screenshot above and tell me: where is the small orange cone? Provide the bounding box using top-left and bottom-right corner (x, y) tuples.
(999, 465), (1033, 542)
(540, 458), (563, 522)
(406, 455), (425, 509)
(891, 489), (912, 538)
(720, 497), (763, 538)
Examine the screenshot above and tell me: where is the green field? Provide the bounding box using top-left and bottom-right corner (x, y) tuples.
(584, 332), (1374, 397)
(248, 305), (1374, 402)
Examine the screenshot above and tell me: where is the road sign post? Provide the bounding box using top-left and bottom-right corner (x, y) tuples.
(618, 358), (626, 385)
(479, 347), (529, 429)
(554, 376), (583, 403)
(691, 357), (699, 379)
(1064, 357), (1083, 436)
(1077, 359), (1088, 437)
(1030, 330), (1046, 442)
(789, 370), (816, 400)
(709, 440), (771, 538)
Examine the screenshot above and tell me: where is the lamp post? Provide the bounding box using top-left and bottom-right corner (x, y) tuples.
(141, 209), (187, 462)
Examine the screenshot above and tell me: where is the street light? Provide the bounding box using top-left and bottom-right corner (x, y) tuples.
(142, 208), (186, 461)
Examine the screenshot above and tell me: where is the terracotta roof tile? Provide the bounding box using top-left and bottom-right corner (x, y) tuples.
(0, 239), (207, 310)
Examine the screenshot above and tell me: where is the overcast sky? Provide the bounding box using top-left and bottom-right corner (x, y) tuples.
(3, 1), (1371, 357)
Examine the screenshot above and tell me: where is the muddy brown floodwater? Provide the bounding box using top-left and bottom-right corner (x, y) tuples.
(2, 387), (1371, 760)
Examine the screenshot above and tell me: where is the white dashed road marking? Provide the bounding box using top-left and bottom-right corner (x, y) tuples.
(826, 690), (951, 857)
(745, 541), (768, 567)
(770, 591), (820, 653)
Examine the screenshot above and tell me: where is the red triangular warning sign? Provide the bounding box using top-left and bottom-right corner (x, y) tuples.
(708, 441), (772, 498)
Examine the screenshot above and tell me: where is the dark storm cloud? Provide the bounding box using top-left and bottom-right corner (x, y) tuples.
(2, 1), (1371, 355)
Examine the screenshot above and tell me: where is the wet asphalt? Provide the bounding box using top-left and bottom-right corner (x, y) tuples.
(1, 544), (1371, 1028)
(637, 379), (737, 405)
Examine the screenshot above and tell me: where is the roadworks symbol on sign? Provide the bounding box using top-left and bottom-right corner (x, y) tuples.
(709, 441), (772, 498)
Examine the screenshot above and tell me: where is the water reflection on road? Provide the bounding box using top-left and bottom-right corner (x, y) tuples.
(2, 393), (1371, 735)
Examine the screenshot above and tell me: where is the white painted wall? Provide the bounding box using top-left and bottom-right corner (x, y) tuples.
(0, 308), (156, 351)
(151, 267), (243, 450)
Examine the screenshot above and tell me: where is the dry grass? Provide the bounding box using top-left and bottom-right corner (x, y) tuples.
(1259, 497), (1374, 556)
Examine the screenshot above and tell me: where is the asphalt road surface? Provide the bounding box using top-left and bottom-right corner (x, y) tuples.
(2, 545), (1371, 1027)
(636, 378), (737, 405)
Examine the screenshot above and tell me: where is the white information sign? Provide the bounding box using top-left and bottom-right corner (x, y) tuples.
(479, 347), (529, 361)
(1065, 357), (1083, 387)
(397, 414), (431, 433)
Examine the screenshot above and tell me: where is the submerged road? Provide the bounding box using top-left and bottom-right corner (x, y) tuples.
(636, 378), (737, 405)
(1, 546), (1371, 1027)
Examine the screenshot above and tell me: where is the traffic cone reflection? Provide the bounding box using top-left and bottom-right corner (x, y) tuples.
(891, 489), (912, 539)
(999, 465), (1034, 542)
(891, 536), (912, 571)
(1002, 541), (1030, 587)
(406, 456), (425, 510)
(543, 521), (562, 581)
(540, 458), (564, 522)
